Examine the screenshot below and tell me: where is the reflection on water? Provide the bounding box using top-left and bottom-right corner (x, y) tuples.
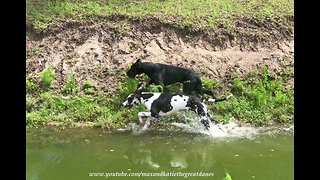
(27, 127), (293, 180)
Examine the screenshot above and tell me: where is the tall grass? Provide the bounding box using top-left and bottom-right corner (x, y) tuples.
(212, 65), (294, 125)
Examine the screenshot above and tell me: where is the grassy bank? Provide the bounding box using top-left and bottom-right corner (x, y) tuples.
(26, 0), (293, 34)
(210, 65), (294, 125)
(26, 69), (144, 129)
(26, 0), (294, 129)
(26, 64), (293, 129)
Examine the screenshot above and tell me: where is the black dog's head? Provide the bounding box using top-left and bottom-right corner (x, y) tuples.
(127, 59), (143, 78)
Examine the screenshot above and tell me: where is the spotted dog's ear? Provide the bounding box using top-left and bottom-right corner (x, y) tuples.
(136, 83), (144, 91)
(134, 83), (144, 97)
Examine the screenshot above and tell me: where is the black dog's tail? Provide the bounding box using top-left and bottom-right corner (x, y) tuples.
(202, 89), (216, 99)
(202, 94), (233, 103)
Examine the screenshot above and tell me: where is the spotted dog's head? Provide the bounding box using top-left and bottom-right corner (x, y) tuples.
(127, 59), (144, 78)
(123, 83), (144, 109)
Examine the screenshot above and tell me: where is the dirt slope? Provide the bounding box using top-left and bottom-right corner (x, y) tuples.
(26, 18), (294, 93)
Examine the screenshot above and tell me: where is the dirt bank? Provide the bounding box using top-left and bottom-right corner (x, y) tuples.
(26, 17), (294, 93)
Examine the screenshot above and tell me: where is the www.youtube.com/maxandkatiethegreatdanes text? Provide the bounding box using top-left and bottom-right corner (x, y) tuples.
(89, 171), (215, 178)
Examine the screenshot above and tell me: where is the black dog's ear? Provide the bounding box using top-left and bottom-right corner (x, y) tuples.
(136, 59), (142, 68)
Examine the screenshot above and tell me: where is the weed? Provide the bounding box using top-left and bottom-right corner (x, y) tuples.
(34, 46), (44, 55)
(85, 88), (94, 95)
(130, 43), (140, 51)
(26, 78), (37, 93)
(150, 85), (164, 93)
(223, 173), (232, 180)
(203, 77), (221, 90)
(39, 66), (55, 90)
(118, 77), (139, 98)
(82, 81), (95, 94)
(63, 72), (77, 94)
(83, 81), (92, 89)
(212, 65), (294, 125)
(231, 76), (245, 96)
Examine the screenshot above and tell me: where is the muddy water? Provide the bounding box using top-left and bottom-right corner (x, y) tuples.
(26, 127), (293, 180)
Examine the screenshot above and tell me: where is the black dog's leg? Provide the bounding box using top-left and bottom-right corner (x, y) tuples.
(163, 86), (170, 93)
(159, 80), (169, 93)
(183, 82), (193, 95)
(146, 79), (155, 88)
(189, 77), (217, 99)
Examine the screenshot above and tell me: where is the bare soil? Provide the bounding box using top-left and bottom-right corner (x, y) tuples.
(26, 17), (294, 93)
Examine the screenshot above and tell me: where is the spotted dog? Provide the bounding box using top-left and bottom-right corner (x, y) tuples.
(123, 84), (232, 130)
(127, 59), (216, 98)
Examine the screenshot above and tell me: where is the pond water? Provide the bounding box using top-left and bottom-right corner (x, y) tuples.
(26, 125), (293, 180)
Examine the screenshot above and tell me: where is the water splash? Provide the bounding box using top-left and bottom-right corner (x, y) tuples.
(122, 116), (293, 138)
(171, 120), (268, 139)
(171, 114), (293, 138)
(125, 123), (145, 135)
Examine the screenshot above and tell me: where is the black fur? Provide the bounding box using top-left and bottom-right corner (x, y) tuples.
(123, 91), (220, 130)
(149, 93), (173, 118)
(127, 59), (216, 98)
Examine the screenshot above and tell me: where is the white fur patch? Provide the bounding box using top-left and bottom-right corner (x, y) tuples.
(158, 95), (190, 116)
(142, 92), (161, 111)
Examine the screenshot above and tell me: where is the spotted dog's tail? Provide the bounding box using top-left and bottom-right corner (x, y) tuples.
(203, 94), (233, 103)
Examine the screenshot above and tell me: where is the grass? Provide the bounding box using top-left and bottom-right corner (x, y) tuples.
(26, 64), (294, 129)
(223, 173), (233, 180)
(211, 65), (294, 125)
(26, 70), (144, 129)
(26, 0), (294, 33)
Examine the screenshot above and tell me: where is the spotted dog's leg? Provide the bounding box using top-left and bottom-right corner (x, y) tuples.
(205, 112), (224, 131)
(210, 116), (218, 124)
(142, 117), (152, 131)
(200, 117), (210, 130)
(142, 116), (157, 131)
(195, 103), (211, 130)
(138, 112), (151, 124)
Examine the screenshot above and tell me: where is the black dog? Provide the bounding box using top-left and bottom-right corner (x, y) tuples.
(127, 59), (216, 98)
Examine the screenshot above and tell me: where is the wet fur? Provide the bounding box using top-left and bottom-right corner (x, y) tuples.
(123, 87), (219, 130)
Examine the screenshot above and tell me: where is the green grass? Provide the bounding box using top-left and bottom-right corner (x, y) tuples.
(210, 65), (294, 125)
(26, 64), (293, 129)
(26, 75), (144, 129)
(26, 0), (294, 32)
(26, 91), (139, 128)
(223, 173), (232, 180)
